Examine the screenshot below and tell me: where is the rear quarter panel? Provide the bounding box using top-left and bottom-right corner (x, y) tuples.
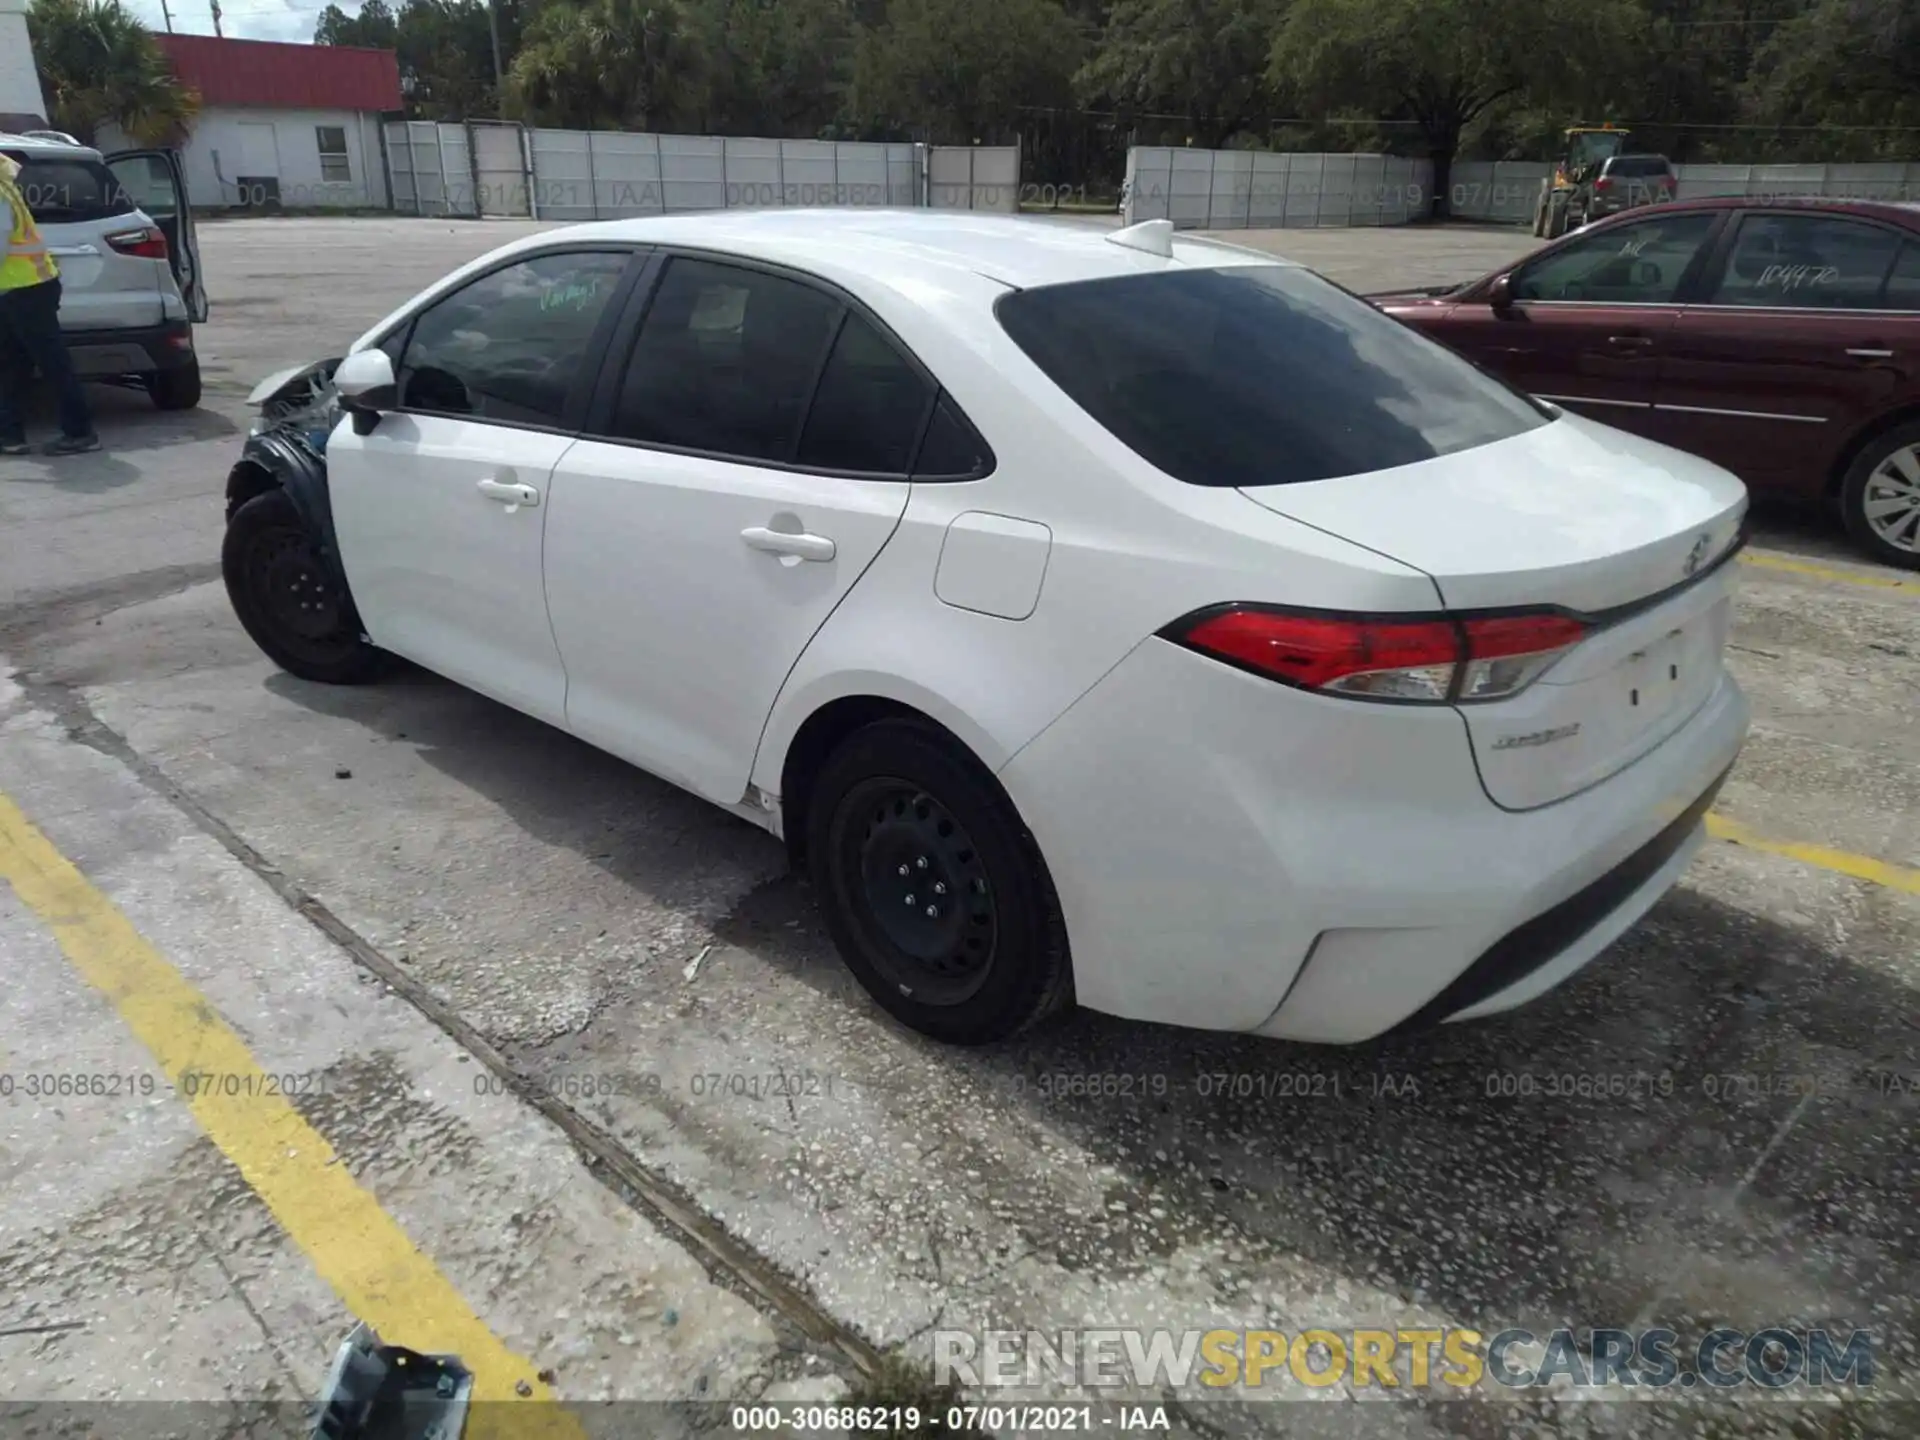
(749, 268), (1445, 814)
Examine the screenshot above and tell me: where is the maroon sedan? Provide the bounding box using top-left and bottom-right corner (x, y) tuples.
(1374, 197), (1920, 568)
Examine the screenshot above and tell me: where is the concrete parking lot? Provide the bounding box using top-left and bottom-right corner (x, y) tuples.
(2, 216), (1916, 1438)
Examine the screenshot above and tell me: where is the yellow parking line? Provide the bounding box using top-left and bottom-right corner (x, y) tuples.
(1738, 551), (1916, 592)
(1706, 812), (1920, 895)
(0, 790), (584, 1440)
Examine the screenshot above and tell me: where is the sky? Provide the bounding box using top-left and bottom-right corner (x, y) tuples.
(124, 0), (344, 44)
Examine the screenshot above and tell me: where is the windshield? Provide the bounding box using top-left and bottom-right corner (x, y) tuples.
(11, 157), (137, 225)
(995, 265), (1550, 489)
(1569, 132), (1628, 167)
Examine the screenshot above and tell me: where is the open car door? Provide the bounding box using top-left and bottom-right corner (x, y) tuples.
(103, 148), (208, 323)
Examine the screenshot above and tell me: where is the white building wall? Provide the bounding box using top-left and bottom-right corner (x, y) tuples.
(0, 0), (50, 124)
(98, 105), (389, 209)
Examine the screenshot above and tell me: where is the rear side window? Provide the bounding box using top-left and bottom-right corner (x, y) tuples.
(1607, 156), (1672, 178)
(613, 257), (843, 462)
(995, 266), (1547, 489)
(1886, 241), (1920, 311)
(1706, 214), (1902, 310)
(796, 312), (934, 473)
(12, 158), (135, 225)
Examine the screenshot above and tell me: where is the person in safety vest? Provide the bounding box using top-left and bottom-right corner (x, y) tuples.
(0, 150), (100, 456)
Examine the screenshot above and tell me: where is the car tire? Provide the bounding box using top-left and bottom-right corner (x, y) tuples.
(807, 718), (1072, 1045)
(1839, 420), (1920, 571)
(222, 487), (387, 683)
(148, 360), (202, 411)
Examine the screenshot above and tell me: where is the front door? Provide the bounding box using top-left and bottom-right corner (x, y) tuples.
(104, 149), (207, 321)
(1436, 209), (1723, 431)
(542, 255), (924, 805)
(327, 247), (638, 727)
(1653, 210), (1919, 489)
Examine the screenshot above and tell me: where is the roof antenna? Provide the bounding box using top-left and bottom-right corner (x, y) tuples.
(1106, 218), (1175, 258)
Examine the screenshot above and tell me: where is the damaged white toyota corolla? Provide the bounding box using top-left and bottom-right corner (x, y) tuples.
(221, 210), (1750, 1046)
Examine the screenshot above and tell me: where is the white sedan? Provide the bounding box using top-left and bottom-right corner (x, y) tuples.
(221, 210), (1750, 1046)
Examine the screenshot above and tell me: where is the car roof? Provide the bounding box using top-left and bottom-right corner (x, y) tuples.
(0, 131), (106, 162)
(518, 209), (1295, 292)
(1642, 194), (1920, 223)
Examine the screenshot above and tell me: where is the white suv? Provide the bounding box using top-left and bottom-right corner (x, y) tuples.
(3, 131), (208, 410)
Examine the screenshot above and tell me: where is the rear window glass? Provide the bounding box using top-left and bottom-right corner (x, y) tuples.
(1607, 156), (1672, 177)
(11, 158), (135, 224)
(994, 266), (1548, 489)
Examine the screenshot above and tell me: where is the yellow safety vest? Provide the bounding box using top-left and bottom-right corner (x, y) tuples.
(0, 173), (60, 292)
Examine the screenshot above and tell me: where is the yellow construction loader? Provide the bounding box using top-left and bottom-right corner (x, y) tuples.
(1533, 124), (1632, 237)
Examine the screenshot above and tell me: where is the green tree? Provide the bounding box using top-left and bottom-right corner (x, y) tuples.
(506, 0), (703, 131)
(848, 0), (1085, 142)
(1078, 0), (1284, 148)
(317, 0), (522, 119)
(1269, 0), (1638, 213)
(26, 0), (200, 146)
(682, 0), (852, 137)
(1748, 0), (1920, 156)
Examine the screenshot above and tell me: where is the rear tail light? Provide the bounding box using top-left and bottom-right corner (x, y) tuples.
(1165, 607), (1588, 704)
(1594, 177), (1613, 193)
(105, 226), (168, 260)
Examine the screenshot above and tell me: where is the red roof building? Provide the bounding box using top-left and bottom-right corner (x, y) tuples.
(91, 34), (406, 210)
(153, 35), (403, 114)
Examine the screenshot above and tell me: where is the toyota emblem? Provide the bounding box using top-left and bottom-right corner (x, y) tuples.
(1683, 533), (1712, 577)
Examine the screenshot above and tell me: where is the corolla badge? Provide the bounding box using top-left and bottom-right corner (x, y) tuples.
(1492, 723), (1581, 751)
(1683, 533), (1713, 577)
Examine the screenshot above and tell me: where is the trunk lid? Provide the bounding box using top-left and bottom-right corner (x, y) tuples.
(1238, 412), (1747, 810)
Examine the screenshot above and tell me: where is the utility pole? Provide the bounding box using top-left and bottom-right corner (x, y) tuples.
(158, 0), (173, 29)
(208, 0), (223, 34)
(485, 0), (503, 98)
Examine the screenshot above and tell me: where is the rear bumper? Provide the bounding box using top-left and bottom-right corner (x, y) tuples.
(64, 320), (196, 377)
(999, 638), (1750, 1042)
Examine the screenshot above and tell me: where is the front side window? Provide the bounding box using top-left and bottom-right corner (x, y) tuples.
(610, 257), (843, 462)
(1511, 211), (1719, 303)
(316, 126), (351, 183)
(1705, 214), (1903, 310)
(395, 250), (630, 426)
(995, 264), (1547, 489)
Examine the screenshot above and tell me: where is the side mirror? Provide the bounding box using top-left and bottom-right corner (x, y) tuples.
(334, 348), (397, 435)
(335, 347), (397, 406)
(1488, 274), (1515, 311)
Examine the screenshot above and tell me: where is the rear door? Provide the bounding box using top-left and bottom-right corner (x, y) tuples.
(15, 154), (161, 331)
(1652, 209), (1918, 488)
(1430, 209), (1723, 427)
(105, 149), (207, 322)
(541, 253), (920, 805)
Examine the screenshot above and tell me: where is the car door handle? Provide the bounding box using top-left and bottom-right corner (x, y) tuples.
(1606, 334), (1655, 349)
(741, 526), (835, 562)
(476, 478), (539, 508)
(1846, 347), (1894, 359)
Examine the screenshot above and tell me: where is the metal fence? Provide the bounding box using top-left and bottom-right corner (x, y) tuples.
(1126, 148), (1920, 229)
(383, 121), (1021, 220)
(1123, 147), (1427, 229)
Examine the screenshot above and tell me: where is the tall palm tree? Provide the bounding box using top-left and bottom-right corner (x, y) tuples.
(27, 0), (201, 147)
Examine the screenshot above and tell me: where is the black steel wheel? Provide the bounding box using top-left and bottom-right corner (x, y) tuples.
(808, 719), (1071, 1044)
(842, 779), (998, 1006)
(222, 488), (386, 683)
